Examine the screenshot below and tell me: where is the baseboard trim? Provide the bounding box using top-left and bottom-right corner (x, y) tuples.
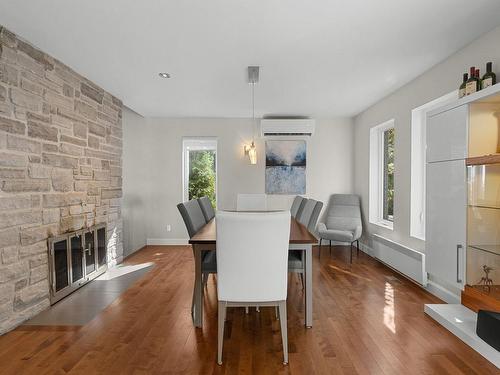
(147, 238), (189, 245)
(425, 280), (461, 304)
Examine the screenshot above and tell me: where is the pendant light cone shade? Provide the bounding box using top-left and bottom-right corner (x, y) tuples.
(248, 142), (257, 165)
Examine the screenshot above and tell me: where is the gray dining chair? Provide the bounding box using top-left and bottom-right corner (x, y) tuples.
(297, 199), (323, 232)
(290, 196), (305, 218)
(198, 196), (215, 222)
(177, 199), (217, 317)
(317, 194), (362, 263)
(288, 199), (323, 288)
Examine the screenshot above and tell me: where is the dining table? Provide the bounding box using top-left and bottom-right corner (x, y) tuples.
(189, 216), (317, 328)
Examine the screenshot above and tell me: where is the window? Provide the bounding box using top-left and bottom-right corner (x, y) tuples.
(410, 91), (457, 240)
(369, 119), (395, 229)
(182, 138), (217, 207)
(383, 127), (395, 221)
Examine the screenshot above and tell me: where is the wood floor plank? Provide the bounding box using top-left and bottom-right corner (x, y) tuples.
(0, 245), (498, 374)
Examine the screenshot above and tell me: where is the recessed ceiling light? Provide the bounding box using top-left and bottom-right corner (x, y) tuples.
(159, 72), (171, 78)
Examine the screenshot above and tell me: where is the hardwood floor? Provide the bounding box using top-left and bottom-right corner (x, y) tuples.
(0, 245), (497, 374)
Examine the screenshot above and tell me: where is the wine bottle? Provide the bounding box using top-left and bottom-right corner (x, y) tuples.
(459, 73), (468, 98)
(465, 67), (479, 95)
(481, 62), (496, 89)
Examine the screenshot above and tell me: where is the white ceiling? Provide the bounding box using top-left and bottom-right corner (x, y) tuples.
(1, 0), (500, 118)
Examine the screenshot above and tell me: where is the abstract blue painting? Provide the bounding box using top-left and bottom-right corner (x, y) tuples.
(265, 140), (306, 194)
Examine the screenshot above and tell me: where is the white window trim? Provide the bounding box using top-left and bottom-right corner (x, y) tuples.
(409, 90), (457, 241)
(182, 137), (218, 207)
(369, 119), (395, 230)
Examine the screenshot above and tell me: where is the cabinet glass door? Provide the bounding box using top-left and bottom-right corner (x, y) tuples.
(467, 163), (500, 301)
(71, 234), (84, 283)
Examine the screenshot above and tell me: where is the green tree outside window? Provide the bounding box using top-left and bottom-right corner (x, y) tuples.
(188, 150), (216, 207)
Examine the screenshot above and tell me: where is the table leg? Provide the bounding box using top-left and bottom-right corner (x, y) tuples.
(193, 244), (203, 328)
(304, 244), (313, 328)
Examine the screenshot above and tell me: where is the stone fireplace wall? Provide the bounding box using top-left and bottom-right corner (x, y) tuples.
(0, 25), (123, 334)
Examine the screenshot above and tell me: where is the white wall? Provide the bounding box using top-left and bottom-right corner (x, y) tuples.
(122, 108), (148, 255)
(353, 25), (500, 254)
(122, 116), (353, 245)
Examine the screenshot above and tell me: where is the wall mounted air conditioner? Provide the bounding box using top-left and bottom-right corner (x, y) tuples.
(260, 118), (315, 137)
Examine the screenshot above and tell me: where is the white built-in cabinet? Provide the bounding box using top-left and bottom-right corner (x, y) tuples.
(426, 106), (468, 291)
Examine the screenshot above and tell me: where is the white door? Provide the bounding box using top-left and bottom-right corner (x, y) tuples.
(426, 105), (468, 163)
(426, 159), (466, 290)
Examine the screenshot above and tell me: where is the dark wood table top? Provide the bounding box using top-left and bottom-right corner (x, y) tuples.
(189, 217), (317, 245)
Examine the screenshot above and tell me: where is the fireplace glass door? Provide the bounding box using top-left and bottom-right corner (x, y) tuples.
(84, 231), (96, 276)
(71, 233), (85, 284)
(49, 224), (107, 304)
(97, 227), (107, 268)
(53, 238), (69, 293)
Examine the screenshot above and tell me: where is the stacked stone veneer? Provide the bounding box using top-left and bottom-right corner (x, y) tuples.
(0, 26), (123, 334)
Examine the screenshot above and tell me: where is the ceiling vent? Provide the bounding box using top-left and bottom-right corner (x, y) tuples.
(260, 118), (315, 137)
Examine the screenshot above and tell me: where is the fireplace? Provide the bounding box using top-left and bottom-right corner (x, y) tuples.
(48, 224), (108, 304)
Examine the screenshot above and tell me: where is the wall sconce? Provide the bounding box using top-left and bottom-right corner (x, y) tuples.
(244, 142), (257, 165)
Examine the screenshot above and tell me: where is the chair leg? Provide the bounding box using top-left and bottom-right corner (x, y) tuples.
(217, 301), (226, 365)
(329, 240), (332, 256)
(318, 238), (322, 258)
(256, 306), (260, 312)
(350, 242), (353, 264)
(275, 306), (279, 320)
(245, 306), (249, 314)
(191, 287), (195, 320)
(356, 240), (360, 256)
(278, 301), (289, 365)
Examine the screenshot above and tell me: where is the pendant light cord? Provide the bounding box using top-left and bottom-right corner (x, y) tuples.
(251, 81), (255, 143)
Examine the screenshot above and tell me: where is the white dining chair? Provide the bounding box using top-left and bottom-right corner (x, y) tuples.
(216, 210), (291, 365)
(236, 193), (267, 211)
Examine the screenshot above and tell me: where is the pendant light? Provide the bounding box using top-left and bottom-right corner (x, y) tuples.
(247, 66), (259, 165)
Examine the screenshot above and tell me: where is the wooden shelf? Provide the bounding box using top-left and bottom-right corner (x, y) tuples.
(462, 285), (500, 313)
(468, 204), (500, 210)
(466, 154), (500, 166)
(469, 244), (500, 257)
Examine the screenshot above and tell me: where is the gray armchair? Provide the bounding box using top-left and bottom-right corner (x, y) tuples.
(317, 194), (362, 263)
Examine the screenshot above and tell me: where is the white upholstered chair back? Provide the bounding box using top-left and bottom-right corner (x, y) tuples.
(216, 210), (290, 302)
(236, 193), (267, 211)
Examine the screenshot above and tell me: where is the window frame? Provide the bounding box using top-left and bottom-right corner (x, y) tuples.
(369, 119), (395, 230)
(182, 137), (218, 207)
(409, 90), (457, 240)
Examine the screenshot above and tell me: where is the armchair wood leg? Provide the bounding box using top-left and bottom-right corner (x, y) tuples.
(350, 242), (353, 264)
(318, 238), (322, 258)
(356, 240), (360, 256)
(329, 240), (332, 256)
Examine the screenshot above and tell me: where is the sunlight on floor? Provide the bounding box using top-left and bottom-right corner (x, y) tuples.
(384, 282), (396, 334)
(328, 264), (372, 282)
(96, 262), (154, 280)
